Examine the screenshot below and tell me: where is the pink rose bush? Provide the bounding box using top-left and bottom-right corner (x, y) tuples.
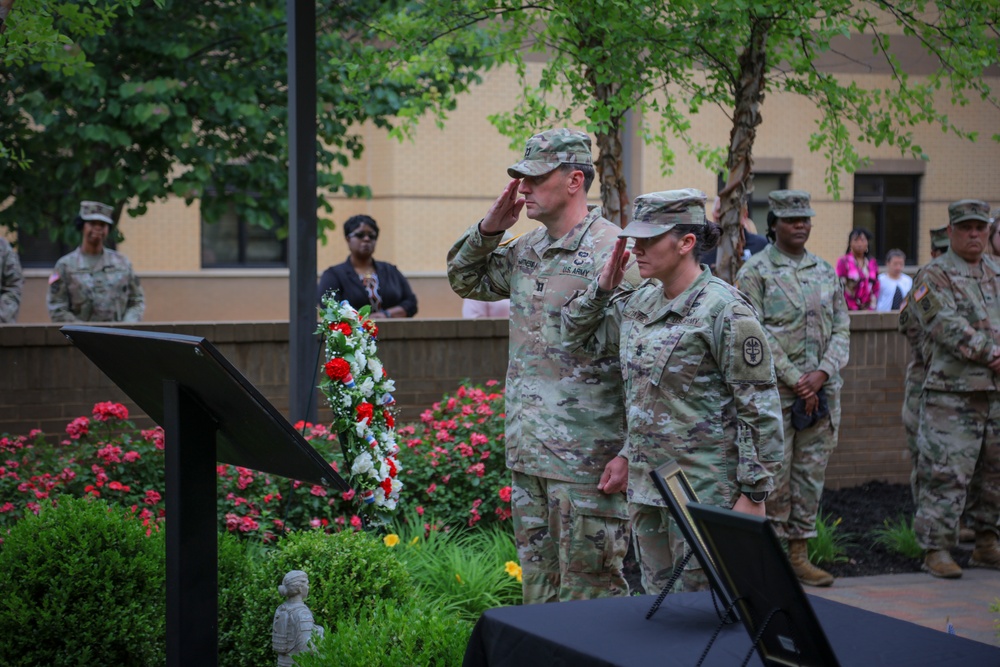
(0, 403), (370, 544)
(398, 381), (511, 529)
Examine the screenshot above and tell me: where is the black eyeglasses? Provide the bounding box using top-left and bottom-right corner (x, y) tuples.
(349, 232), (378, 241)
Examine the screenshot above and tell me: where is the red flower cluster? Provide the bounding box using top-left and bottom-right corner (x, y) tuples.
(92, 401), (129, 422)
(355, 402), (374, 423)
(324, 358), (351, 381)
(328, 322), (353, 336)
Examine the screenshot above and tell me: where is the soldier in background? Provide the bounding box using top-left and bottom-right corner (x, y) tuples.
(736, 190), (851, 588)
(909, 199), (1000, 578)
(47, 200), (145, 322)
(0, 237), (23, 323)
(447, 128), (632, 603)
(898, 227), (949, 500)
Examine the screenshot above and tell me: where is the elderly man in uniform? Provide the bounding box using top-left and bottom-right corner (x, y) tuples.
(909, 199), (1000, 578)
(0, 237), (23, 323)
(447, 128), (633, 603)
(736, 190), (851, 587)
(48, 200), (145, 322)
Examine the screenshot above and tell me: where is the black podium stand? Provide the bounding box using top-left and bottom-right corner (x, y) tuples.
(61, 326), (349, 667)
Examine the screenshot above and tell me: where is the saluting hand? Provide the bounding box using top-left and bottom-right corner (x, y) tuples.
(598, 237), (631, 292)
(480, 179), (525, 235)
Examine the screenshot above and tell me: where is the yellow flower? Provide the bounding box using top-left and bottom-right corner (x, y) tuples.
(505, 561), (523, 583)
(455, 573), (464, 585)
(409, 536), (420, 546)
(383, 533), (400, 548)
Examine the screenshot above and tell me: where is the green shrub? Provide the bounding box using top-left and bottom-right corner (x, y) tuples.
(390, 517), (521, 622)
(870, 515), (923, 559)
(397, 381), (510, 530)
(295, 598), (473, 667)
(807, 511), (854, 565)
(231, 529), (414, 667)
(218, 532), (264, 667)
(0, 496), (166, 666)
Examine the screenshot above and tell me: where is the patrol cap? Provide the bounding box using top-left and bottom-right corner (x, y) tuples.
(991, 208), (1000, 224)
(79, 201), (114, 225)
(948, 199), (990, 226)
(620, 189), (707, 239)
(507, 129), (593, 178)
(929, 226), (950, 251)
(768, 190), (815, 218)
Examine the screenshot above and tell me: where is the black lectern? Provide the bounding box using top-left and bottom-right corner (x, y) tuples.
(61, 326), (349, 667)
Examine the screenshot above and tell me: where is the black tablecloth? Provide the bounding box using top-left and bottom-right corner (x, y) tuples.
(464, 592), (1000, 667)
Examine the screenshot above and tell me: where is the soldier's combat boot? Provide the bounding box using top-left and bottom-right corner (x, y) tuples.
(788, 539), (834, 587)
(959, 527), (975, 543)
(969, 532), (1000, 570)
(922, 549), (962, 578)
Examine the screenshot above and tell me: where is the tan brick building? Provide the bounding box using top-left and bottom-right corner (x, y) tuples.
(11, 58), (1000, 323)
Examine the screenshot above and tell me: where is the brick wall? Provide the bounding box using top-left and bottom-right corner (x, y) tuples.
(0, 314), (908, 489)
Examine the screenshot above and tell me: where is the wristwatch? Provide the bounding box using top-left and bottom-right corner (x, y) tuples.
(743, 490), (769, 504)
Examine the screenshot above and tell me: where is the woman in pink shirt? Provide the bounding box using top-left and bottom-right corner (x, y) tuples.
(835, 228), (878, 310)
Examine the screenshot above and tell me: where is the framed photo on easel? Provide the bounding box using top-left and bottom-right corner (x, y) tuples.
(648, 460), (735, 611)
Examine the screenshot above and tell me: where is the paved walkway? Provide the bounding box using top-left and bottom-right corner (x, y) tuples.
(809, 568), (1000, 647)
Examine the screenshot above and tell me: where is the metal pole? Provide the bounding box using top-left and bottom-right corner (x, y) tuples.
(287, 0), (319, 424)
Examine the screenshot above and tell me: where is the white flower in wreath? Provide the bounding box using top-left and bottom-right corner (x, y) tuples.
(353, 351), (367, 372)
(341, 394), (353, 409)
(354, 419), (370, 437)
(351, 452), (374, 476)
(367, 358), (383, 378)
(381, 379), (396, 393)
(358, 377), (375, 397)
(383, 497), (397, 511)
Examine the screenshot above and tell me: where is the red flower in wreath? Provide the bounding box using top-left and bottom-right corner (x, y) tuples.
(324, 358), (351, 381)
(328, 322), (352, 336)
(383, 410), (395, 428)
(362, 319), (378, 338)
(380, 476), (393, 497)
(355, 402), (375, 423)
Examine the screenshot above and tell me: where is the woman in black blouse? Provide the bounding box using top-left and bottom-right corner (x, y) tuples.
(317, 215), (418, 318)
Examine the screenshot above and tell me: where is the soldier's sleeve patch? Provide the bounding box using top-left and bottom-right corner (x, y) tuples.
(912, 282), (940, 320)
(48, 272), (60, 285)
(729, 317), (774, 383)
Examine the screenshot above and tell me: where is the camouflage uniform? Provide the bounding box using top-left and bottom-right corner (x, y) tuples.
(446, 129), (629, 604)
(909, 202), (1000, 552)
(563, 191), (782, 594)
(898, 228), (949, 501)
(47, 247), (145, 322)
(0, 238), (23, 323)
(736, 193), (850, 541)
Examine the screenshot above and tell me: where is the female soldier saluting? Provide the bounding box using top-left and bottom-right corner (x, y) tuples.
(562, 189), (783, 595)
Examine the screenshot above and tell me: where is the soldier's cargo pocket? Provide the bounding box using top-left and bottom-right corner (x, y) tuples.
(565, 486), (629, 574)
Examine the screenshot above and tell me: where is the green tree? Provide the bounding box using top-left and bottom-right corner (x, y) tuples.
(1, 0), (493, 244)
(381, 1), (999, 272)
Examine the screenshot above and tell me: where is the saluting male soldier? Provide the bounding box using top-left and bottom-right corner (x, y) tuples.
(48, 200), (145, 323)
(910, 199), (1000, 578)
(736, 190), (851, 588)
(897, 227), (949, 501)
(0, 237), (23, 323)
(562, 189), (783, 595)
(447, 129), (632, 603)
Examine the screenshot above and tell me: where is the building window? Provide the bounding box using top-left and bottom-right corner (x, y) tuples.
(716, 172), (789, 236)
(852, 175), (920, 264)
(201, 201), (286, 268)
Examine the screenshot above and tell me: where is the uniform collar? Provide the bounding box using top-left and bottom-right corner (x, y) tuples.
(529, 206), (604, 256)
(766, 243), (816, 268)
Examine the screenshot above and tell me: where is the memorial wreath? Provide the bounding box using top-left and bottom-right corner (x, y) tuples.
(316, 296), (402, 527)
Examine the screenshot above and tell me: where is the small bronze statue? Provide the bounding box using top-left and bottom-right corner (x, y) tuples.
(271, 570), (324, 666)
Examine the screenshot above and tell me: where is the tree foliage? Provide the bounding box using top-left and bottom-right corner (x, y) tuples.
(1, 0), (495, 243)
(380, 0), (999, 265)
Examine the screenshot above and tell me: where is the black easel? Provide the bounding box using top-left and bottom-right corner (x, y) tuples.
(62, 326), (349, 667)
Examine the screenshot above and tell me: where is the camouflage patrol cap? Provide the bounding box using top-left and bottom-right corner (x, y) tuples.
(991, 208), (1000, 224)
(79, 200), (114, 225)
(929, 226), (950, 251)
(507, 129), (593, 178)
(768, 190), (815, 218)
(948, 199), (990, 225)
(620, 189), (707, 239)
